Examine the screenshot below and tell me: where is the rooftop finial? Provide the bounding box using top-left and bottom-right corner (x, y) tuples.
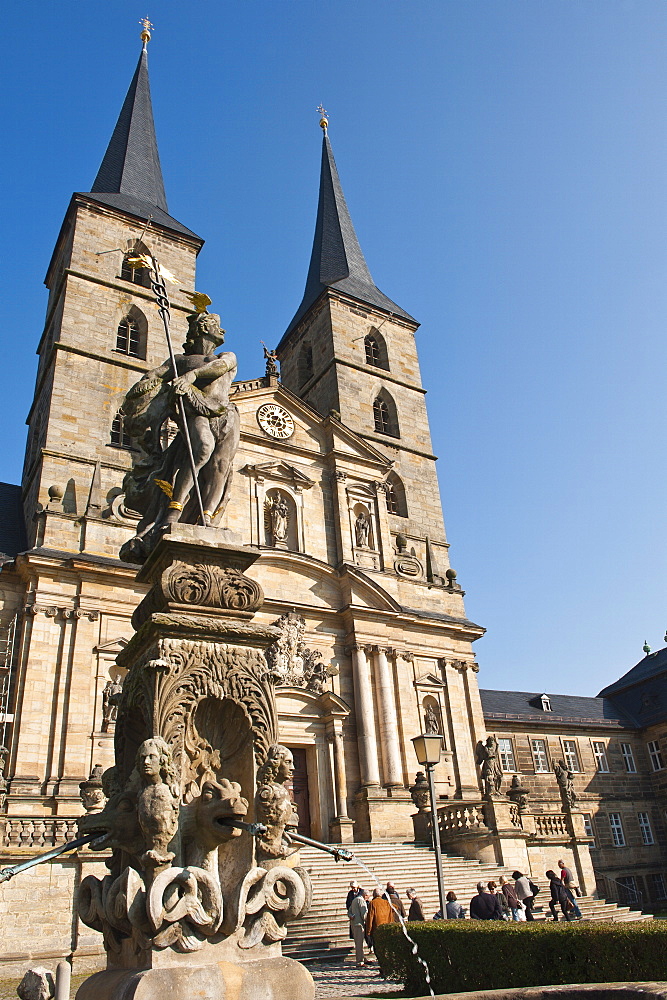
(317, 105), (329, 134)
(139, 16), (153, 47)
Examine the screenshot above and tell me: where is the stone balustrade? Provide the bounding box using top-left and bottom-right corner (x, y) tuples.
(437, 802), (487, 835)
(534, 813), (569, 838)
(2, 817), (79, 848)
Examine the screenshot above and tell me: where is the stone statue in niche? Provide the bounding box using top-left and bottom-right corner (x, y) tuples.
(79, 764), (107, 814)
(265, 493), (289, 546)
(354, 510), (371, 548)
(118, 309), (241, 563)
(264, 611), (338, 693)
(255, 744), (299, 862)
(553, 758), (577, 810)
(424, 703), (440, 734)
(101, 675), (124, 732)
(476, 735), (503, 798)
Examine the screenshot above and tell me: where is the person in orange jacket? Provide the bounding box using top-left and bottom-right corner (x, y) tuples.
(365, 888), (395, 976)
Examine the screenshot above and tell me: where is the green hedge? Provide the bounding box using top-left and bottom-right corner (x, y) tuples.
(374, 920), (667, 996)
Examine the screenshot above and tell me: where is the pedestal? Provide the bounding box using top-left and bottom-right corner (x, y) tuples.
(75, 530), (314, 1000)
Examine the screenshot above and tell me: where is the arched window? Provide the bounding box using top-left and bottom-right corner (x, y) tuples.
(120, 254), (151, 288)
(364, 329), (389, 370)
(385, 473), (408, 517)
(116, 317), (141, 358)
(110, 412), (131, 448)
(298, 342), (313, 387)
(373, 390), (399, 438)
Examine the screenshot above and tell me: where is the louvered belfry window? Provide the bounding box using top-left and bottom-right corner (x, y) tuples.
(373, 398), (390, 434)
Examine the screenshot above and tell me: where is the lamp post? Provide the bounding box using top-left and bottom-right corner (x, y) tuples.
(411, 733), (447, 920)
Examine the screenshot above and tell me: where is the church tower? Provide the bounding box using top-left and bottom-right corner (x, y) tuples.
(276, 117), (447, 555)
(23, 26), (202, 553)
(8, 28), (203, 817)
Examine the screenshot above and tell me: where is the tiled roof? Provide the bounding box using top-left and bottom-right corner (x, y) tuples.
(480, 688), (634, 728)
(280, 134), (415, 344)
(598, 647), (667, 698)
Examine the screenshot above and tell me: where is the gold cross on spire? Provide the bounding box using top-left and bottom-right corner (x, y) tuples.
(317, 105), (329, 133)
(140, 17), (154, 45)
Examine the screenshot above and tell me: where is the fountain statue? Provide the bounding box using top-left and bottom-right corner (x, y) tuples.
(74, 296), (314, 998)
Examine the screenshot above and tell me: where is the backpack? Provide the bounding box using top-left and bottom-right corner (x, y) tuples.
(528, 880), (540, 896)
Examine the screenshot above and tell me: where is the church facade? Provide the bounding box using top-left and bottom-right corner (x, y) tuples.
(0, 39), (485, 856)
(1, 32), (666, 974)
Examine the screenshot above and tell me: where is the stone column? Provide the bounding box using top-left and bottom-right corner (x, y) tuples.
(330, 725), (350, 819)
(372, 646), (403, 788)
(350, 645), (380, 786)
(332, 471), (354, 565)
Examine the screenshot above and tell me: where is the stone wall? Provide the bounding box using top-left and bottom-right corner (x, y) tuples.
(0, 851), (105, 979)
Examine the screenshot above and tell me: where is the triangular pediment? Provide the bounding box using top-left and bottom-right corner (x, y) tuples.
(415, 672), (445, 687)
(94, 637), (128, 654)
(242, 461), (315, 488)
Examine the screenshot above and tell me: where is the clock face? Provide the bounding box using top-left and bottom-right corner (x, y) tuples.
(256, 403), (295, 439)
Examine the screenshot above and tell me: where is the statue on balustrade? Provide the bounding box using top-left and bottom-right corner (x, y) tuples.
(476, 735), (503, 798)
(553, 758), (577, 810)
(119, 308), (240, 563)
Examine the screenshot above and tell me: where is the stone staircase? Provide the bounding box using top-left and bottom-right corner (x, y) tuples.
(283, 842), (653, 963)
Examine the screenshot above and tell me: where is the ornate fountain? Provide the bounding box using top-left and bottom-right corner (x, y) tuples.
(74, 292), (314, 998)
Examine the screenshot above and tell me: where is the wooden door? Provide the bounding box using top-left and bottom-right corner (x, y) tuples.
(286, 747), (311, 838)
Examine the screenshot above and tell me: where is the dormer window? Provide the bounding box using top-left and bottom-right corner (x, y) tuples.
(540, 694), (552, 712)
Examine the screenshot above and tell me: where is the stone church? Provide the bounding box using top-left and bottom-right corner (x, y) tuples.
(1, 31), (667, 973)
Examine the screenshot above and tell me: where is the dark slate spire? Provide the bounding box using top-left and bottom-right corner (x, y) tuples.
(91, 45), (167, 210)
(283, 131), (415, 339)
(84, 42), (199, 240)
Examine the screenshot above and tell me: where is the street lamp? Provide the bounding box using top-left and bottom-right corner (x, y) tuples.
(411, 733), (447, 920)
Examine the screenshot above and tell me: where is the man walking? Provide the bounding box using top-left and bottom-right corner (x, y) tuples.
(512, 870), (535, 920)
(558, 859), (580, 897)
(348, 889), (370, 967)
(366, 888), (394, 977)
(557, 861), (582, 917)
(546, 869), (578, 921)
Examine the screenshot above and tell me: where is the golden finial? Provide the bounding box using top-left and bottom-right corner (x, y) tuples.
(317, 105), (329, 133)
(139, 17), (154, 46)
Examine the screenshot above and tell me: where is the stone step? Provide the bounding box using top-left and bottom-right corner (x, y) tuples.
(283, 842), (652, 957)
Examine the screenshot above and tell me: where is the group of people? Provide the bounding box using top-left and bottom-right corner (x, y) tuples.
(468, 861), (582, 922)
(345, 859), (583, 967)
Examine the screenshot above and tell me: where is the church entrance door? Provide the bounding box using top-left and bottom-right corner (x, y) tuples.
(286, 747), (311, 838)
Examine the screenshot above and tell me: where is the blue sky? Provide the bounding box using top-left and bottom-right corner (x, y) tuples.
(2, 1), (666, 697)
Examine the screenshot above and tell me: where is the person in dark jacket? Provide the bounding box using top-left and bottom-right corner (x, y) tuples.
(384, 882), (405, 918)
(546, 869), (577, 921)
(469, 881), (503, 920)
(406, 888), (425, 921)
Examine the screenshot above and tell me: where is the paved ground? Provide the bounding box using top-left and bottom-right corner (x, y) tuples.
(310, 956), (403, 998)
(0, 959), (404, 999)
